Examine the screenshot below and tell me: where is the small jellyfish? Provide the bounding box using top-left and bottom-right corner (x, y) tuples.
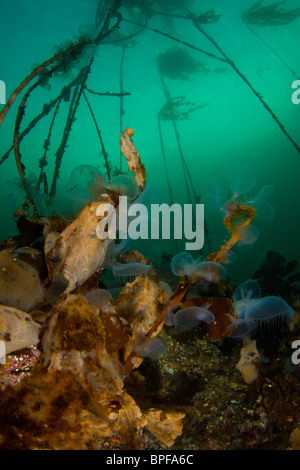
(104, 174), (139, 202)
(234, 279), (261, 301)
(249, 185), (275, 221)
(252, 185), (274, 204)
(229, 280), (262, 337)
(133, 333), (166, 360)
(138, 338), (167, 360)
(70, 165), (104, 200)
(112, 262), (151, 283)
(229, 318), (253, 338)
(171, 252), (195, 277)
(163, 303), (177, 327)
(245, 296), (294, 329)
(255, 200), (275, 221)
(192, 260), (226, 285)
(237, 225), (260, 246)
(228, 165), (256, 197)
(85, 288), (113, 312)
(27, 173), (38, 186)
(52, 192), (88, 220)
(173, 305), (215, 328)
(159, 281), (173, 298)
(202, 179), (224, 214)
(171, 252), (226, 285)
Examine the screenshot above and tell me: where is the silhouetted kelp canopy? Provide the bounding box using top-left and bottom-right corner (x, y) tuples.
(243, 1), (300, 26)
(156, 47), (203, 81)
(0, 0), (300, 220)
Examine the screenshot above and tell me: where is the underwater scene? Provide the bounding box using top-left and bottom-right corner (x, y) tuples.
(0, 0), (300, 451)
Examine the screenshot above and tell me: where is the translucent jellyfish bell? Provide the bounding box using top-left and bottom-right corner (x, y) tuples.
(252, 185), (274, 204)
(133, 333), (166, 360)
(229, 280), (262, 338)
(52, 192), (88, 220)
(171, 252), (195, 277)
(71, 164), (100, 185)
(245, 296), (294, 328)
(174, 306), (215, 328)
(27, 172), (38, 186)
(85, 288), (113, 311)
(159, 281), (173, 298)
(70, 165), (104, 200)
(250, 185), (275, 221)
(112, 262), (151, 283)
(237, 225), (260, 246)
(228, 165), (256, 196)
(229, 318), (253, 338)
(255, 200), (275, 221)
(104, 174), (139, 202)
(234, 279), (261, 301)
(139, 338), (167, 360)
(202, 179), (222, 211)
(192, 261), (226, 285)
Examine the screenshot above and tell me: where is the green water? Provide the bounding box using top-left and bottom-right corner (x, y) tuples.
(0, 0), (300, 282)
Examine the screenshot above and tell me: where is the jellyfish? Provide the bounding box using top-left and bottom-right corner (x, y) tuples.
(85, 288), (113, 312)
(172, 305), (215, 328)
(132, 332), (166, 360)
(70, 164), (105, 200)
(230, 279), (294, 337)
(202, 178), (227, 217)
(171, 252), (226, 285)
(248, 185), (275, 221)
(228, 165), (256, 197)
(104, 174), (139, 202)
(244, 296), (294, 330)
(171, 251), (196, 277)
(233, 279), (261, 302)
(112, 262), (151, 283)
(237, 224), (260, 246)
(138, 337), (167, 360)
(192, 260), (226, 285)
(52, 165), (104, 219)
(230, 279), (261, 338)
(103, 240), (152, 283)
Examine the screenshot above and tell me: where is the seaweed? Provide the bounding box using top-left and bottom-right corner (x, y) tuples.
(156, 47), (203, 81)
(1, 0), (299, 221)
(243, 1), (300, 26)
(253, 250), (300, 299)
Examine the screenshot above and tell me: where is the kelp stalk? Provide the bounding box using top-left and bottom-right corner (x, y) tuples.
(186, 9), (300, 155)
(49, 64), (92, 198)
(0, 40), (91, 127)
(119, 45), (127, 171)
(83, 90), (111, 180)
